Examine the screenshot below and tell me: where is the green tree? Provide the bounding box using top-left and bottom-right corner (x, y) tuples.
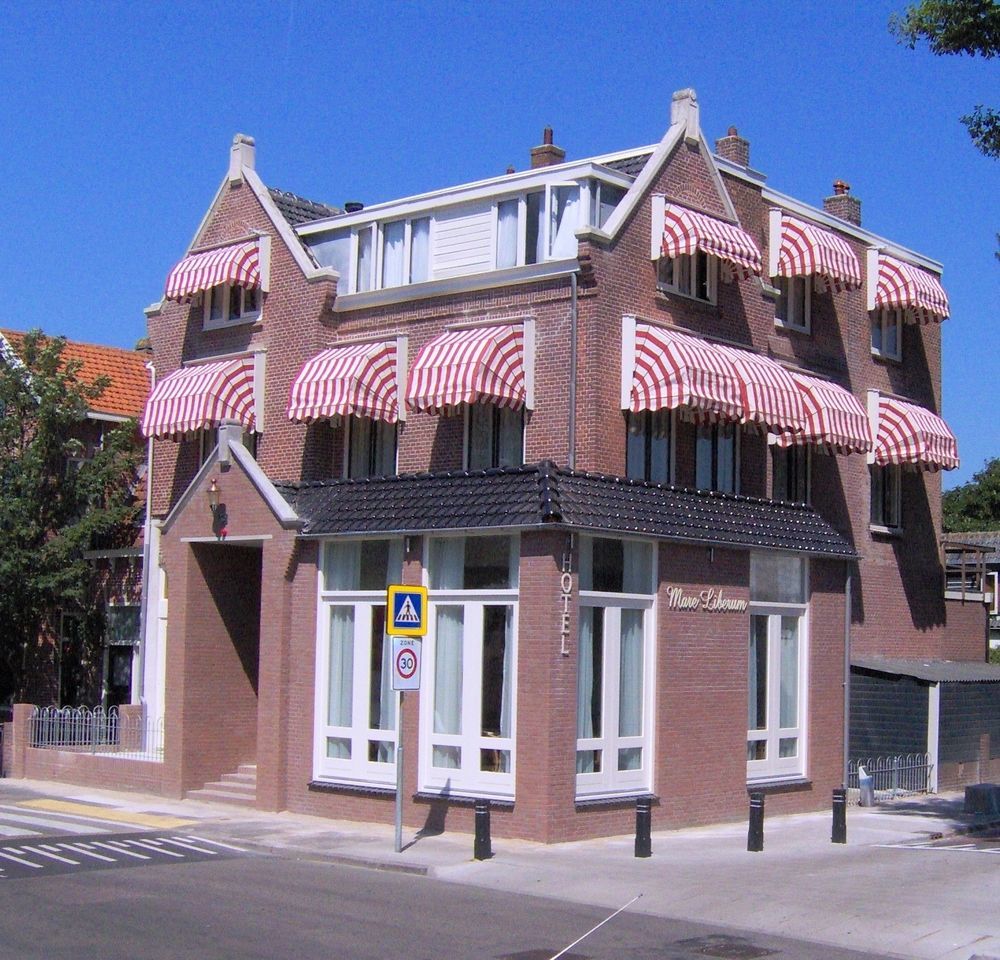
(942, 456), (1000, 531)
(0, 331), (143, 704)
(890, 0), (1000, 157)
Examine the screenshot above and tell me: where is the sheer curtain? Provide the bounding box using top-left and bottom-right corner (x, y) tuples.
(374, 626), (395, 762)
(325, 542), (361, 591)
(327, 607), (354, 758)
(576, 607), (596, 773)
(550, 186), (580, 260)
(356, 228), (373, 292)
(618, 609), (644, 771)
(409, 218), (430, 283)
(622, 541), (651, 594)
(779, 617), (799, 729)
(496, 199), (519, 269)
(430, 537), (465, 590)
(433, 607), (464, 768)
(381, 221), (405, 288)
(499, 607), (514, 739)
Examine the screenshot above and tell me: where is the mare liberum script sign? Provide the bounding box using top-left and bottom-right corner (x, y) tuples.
(665, 586), (748, 613)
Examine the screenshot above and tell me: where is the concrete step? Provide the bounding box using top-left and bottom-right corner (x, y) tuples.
(236, 763), (257, 778)
(186, 785), (257, 808)
(219, 772), (257, 788)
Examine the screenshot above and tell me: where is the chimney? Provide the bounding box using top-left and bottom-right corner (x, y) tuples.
(530, 126), (566, 169)
(823, 180), (862, 226)
(229, 133), (256, 183)
(715, 126), (750, 166)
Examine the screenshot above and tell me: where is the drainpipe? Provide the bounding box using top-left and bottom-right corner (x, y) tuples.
(134, 360), (155, 706)
(568, 271), (578, 470)
(843, 563), (853, 787)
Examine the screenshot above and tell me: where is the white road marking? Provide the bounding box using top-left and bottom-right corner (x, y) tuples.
(0, 810), (97, 834)
(96, 841), (149, 860)
(62, 843), (117, 863)
(126, 839), (184, 858)
(0, 849), (44, 869)
(186, 835), (248, 853)
(160, 837), (218, 855)
(0, 825), (38, 838)
(20, 845), (79, 865)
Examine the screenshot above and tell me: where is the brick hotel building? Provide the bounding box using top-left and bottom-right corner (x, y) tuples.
(135, 89), (994, 841)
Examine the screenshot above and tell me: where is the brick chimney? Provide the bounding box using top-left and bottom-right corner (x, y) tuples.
(229, 133), (256, 183)
(530, 127), (566, 169)
(823, 180), (862, 226)
(715, 126), (749, 166)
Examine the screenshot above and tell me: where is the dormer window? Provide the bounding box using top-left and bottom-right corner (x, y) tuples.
(204, 283), (260, 329)
(657, 251), (716, 303)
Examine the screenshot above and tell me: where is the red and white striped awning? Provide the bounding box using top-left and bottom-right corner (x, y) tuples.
(287, 341), (399, 424)
(141, 358), (256, 439)
(628, 324), (807, 436)
(776, 373), (872, 453)
(875, 255), (949, 323)
(874, 396), (959, 470)
(629, 324), (744, 422)
(661, 204), (762, 279)
(406, 325), (524, 414)
(164, 241), (261, 303)
(777, 215), (861, 292)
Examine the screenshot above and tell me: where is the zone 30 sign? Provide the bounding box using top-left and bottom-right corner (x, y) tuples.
(386, 585), (427, 691)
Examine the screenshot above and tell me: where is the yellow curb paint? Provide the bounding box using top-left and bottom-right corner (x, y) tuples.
(18, 799), (194, 829)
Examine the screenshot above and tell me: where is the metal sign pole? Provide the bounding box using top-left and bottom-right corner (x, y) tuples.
(394, 690), (403, 854)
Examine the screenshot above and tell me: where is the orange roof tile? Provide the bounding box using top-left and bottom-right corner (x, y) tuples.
(1, 330), (150, 419)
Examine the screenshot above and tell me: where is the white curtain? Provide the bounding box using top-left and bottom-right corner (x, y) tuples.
(499, 606), (514, 739)
(430, 537), (465, 590)
(325, 542), (361, 591)
(576, 607), (597, 773)
(433, 606), (464, 738)
(622, 541), (651, 594)
(381, 221), (405, 288)
(496, 199), (519, 269)
(356, 227), (373, 292)
(409, 217), (430, 283)
(618, 609), (643, 739)
(779, 616), (799, 729)
(327, 607), (355, 753)
(497, 407), (523, 466)
(550, 186), (580, 260)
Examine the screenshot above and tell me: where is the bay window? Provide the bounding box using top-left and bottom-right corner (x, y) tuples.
(576, 536), (654, 798)
(314, 539), (404, 786)
(422, 535), (518, 798)
(747, 553), (808, 782)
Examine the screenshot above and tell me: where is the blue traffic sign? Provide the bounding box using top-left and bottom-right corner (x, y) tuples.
(386, 585), (428, 637)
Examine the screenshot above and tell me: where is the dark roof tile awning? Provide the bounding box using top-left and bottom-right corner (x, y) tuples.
(278, 461), (856, 558)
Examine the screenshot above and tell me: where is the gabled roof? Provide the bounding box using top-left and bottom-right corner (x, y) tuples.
(277, 461), (856, 558)
(268, 188), (341, 226)
(0, 329), (150, 419)
(943, 531), (1000, 555)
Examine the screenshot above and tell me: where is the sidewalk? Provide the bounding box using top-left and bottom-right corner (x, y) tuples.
(7, 778), (1000, 960)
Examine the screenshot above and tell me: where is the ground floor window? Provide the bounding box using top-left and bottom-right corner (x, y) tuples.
(314, 539), (403, 786)
(576, 536), (654, 798)
(747, 554), (808, 782)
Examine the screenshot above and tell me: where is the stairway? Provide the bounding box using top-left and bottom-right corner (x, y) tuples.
(186, 763), (257, 808)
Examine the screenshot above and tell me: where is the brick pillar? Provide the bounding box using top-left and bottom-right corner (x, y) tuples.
(10, 704), (35, 779)
(118, 703), (144, 752)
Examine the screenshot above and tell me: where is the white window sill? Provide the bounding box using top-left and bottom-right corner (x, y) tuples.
(204, 314), (261, 332)
(774, 320), (811, 336)
(334, 259), (578, 311)
(944, 590), (986, 602)
(746, 775), (810, 789)
(870, 348), (901, 364)
(869, 523), (903, 538)
(655, 285), (717, 308)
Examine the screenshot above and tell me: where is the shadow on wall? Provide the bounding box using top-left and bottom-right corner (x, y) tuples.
(895, 472), (946, 631)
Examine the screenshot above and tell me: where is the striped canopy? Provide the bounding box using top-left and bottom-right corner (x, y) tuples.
(164, 241), (261, 303)
(141, 358), (256, 439)
(661, 204), (762, 279)
(775, 373), (872, 453)
(777, 215), (861, 292)
(406, 325), (524, 414)
(874, 396), (959, 470)
(875, 255), (949, 323)
(628, 324), (807, 437)
(287, 341), (399, 424)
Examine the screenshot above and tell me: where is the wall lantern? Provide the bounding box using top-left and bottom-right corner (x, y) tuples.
(207, 478), (228, 540)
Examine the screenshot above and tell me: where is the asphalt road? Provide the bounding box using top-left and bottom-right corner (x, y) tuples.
(0, 853), (897, 960)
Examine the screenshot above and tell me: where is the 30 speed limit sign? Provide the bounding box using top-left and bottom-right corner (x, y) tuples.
(391, 637), (421, 691)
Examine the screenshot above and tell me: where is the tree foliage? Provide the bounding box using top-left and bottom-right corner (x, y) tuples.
(942, 456), (1000, 531)
(0, 331), (143, 703)
(890, 0), (1000, 158)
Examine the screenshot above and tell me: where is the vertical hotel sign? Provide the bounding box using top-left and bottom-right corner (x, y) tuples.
(559, 544), (573, 655)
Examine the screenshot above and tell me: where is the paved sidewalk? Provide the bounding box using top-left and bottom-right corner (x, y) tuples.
(7, 778), (1000, 960)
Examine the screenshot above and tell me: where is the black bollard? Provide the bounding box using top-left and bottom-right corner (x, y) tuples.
(474, 798), (492, 860)
(635, 797), (652, 858)
(747, 791), (765, 852)
(832, 787), (847, 844)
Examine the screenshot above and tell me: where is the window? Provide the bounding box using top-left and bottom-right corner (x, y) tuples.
(314, 539), (404, 786)
(549, 185), (581, 259)
(423, 535), (518, 798)
(775, 276), (811, 332)
(576, 537), (654, 798)
(657, 251), (715, 303)
(381, 221), (405, 289)
(409, 217), (431, 283)
(346, 416), (397, 478)
(203, 283), (260, 329)
(870, 463), (901, 529)
(871, 308), (902, 360)
(747, 554), (807, 782)
(356, 226), (374, 293)
(771, 445), (810, 503)
(588, 180), (626, 229)
(197, 427), (257, 467)
(695, 422), (739, 493)
(466, 404), (524, 470)
(625, 409), (673, 484)
(524, 191), (544, 265)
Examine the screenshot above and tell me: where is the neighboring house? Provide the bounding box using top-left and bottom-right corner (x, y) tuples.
(0, 330), (150, 709)
(944, 531), (999, 649)
(137, 89), (990, 841)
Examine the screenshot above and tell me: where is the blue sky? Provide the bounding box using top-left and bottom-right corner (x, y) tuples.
(0, 0), (996, 487)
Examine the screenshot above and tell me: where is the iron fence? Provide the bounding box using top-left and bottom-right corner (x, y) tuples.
(847, 753), (932, 805)
(29, 706), (163, 762)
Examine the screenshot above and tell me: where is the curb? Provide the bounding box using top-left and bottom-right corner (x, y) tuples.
(233, 839), (433, 877)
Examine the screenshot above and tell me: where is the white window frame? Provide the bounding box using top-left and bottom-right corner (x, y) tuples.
(871, 307), (902, 361)
(775, 276), (812, 333)
(870, 462), (902, 532)
(576, 536), (656, 799)
(419, 535), (520, 799)
(202, 283), (262, 331)
(988, 571), (999, 617)
(656, 251), (718, 304)
(313, 539), (404, 788)
(746, 602), (809, 783)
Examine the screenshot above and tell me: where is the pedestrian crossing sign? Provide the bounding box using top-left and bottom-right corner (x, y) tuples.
(386, 584), (428, 637)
